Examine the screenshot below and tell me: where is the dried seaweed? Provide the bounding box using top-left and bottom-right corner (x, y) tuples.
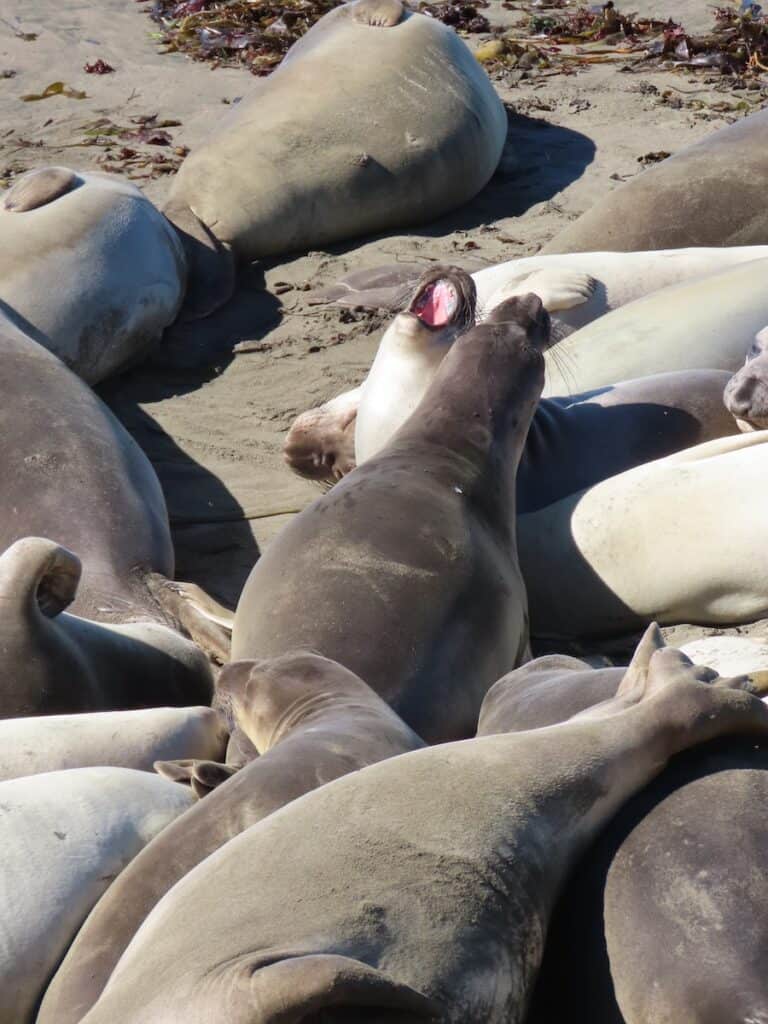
(69, 114), (189, 180)
(84, 59), (115, 73)
(140, 0), (489, 74)
(20, 82), (87, 102)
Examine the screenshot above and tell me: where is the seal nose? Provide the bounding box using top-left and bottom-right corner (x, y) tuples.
(488, 292), (551, 349)
(724, 370), (768, 426)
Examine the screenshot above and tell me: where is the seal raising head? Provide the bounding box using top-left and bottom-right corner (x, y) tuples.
(284, 265), (476, 483)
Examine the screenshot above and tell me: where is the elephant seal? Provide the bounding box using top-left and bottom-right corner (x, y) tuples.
(541, 257), (768, 398)
(0, 766), (194, 1024)
(476, 644), (768, 1024)
(38, 652), (423, 1024)
(76, 629), (768, 1024)
(0, 706), (227, 782)
(724, 324), (768, 430)
(0, 314), (213, 715)
(312, 245), (768, 337)
(519, 431), (768, 639)
(237, 295), (548, 743)
(541, 107), (768, 254)
(287, 269), (739, 508)
(163, 0), (507, 317)
(0, 167), (185, 383)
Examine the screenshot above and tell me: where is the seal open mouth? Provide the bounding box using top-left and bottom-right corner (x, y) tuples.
(407, 267), (476, 331)
(410, 279), (459, 327)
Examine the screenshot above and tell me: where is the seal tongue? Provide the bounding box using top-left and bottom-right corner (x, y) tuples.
(412, 280), (458, 327)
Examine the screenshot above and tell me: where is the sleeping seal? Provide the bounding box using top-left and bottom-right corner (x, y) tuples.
(76, 629), (768, 1024)
(518, 432), (768, 639)
(0, 167), (185, 382)
(0, 766), (194, 1024)
(286, 268), (740, 507)
(163, 0), (507, 316)
(0, 314), (212, 715)
(0, 706), (227, 782)
(38, 652), (423, 1024)
(477, 646), (768, 1024)
(236, 295), (548, 743)
(542, 107), (768, 254)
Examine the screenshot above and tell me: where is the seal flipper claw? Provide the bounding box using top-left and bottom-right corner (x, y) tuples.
(162, 201), (235, 320)
(351, 0), (405, 27)
(2, 167), (79, 212)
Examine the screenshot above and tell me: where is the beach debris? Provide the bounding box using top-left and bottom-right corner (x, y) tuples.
(66, 114), (189, 179)
(637, 150), (670, 164)
(140, 0), (489, 74)
(20, 82), (87, 102)
(84, 59), (115, 73)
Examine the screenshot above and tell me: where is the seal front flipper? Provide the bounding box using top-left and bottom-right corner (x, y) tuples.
(154, 757), (237, 798)
(487, 268), (597, 314)
(2, 167), (79, 212)
(351, 0), (405, 27)
(162, 199), (235, 320)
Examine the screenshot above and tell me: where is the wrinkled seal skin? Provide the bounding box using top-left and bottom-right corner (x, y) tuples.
(0, 318), (212, 715)
(39, 652), (423, 1024)
(519, 431), (768, 639)
(541, 257), (768, 398)
(0, 766), (194, 1024)
(234, 296), (547, 744)
(477, 649), (768, 1024)
(724, 324), (768, 431)
(0, 167), (186, 383)
(78, 629), (768, 1024)
(542, 107), (768, 254)
(163, 0), (506, 317)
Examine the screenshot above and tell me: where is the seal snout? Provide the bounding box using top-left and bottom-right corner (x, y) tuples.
(407, 266), (476, 331)
(486, 292), (552, 350)
(724, 364), (768, 428)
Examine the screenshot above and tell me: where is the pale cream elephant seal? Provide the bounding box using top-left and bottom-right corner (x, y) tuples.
(0, 766), (194, 1024)
(518, 432), (768, 639)
(163, 0), (507, 317)
(76, 628), (768, 1023)
(0, 706), (227, 782)
(0, 167), (186, 382)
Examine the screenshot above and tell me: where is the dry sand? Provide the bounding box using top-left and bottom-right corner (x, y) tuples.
(2, 0), (767, 660)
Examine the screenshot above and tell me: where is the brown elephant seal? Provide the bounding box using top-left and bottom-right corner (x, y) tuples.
(235, 295), (548, 743)
(0, 316), (212, 715)
(38, 652), (423, 1024)
(542, 108), (768, 254)
(477, 644), (768, 1024)
(1, 167), (186, 382)
(77, 628), (768, 1024)
(163, 0), (507, 317)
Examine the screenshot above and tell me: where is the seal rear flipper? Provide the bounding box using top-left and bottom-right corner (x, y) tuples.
(162, 200), (235, 320)
(146, 573), (232, 665)
(0, 537), (81, 617)
(233, 954), (442, 1022)
(351, 0), (405, 27)
(308, 265), (423, 311)
(154, 757), (237, 798)
(2, 167), (80, 212)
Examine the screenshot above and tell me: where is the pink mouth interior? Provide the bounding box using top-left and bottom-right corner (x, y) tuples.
(411, 280), (458, 327)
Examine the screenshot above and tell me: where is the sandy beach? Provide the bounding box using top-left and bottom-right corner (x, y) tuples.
(2, 0), (765, 656)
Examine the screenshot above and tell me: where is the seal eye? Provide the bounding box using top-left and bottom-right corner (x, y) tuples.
(410, 279), (459, 328)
